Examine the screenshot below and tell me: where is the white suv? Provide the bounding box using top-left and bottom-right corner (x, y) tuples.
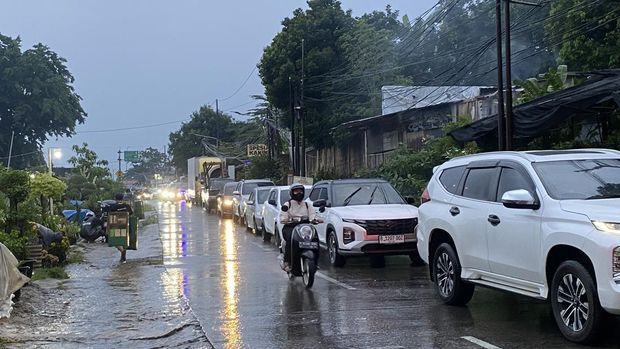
(417, 149), (620, 344)
(309, 179), (419, 267)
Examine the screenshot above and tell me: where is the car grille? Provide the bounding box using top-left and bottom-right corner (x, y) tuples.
(347, 218), (417, 235)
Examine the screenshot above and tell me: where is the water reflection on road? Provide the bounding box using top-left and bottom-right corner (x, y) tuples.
(220, 219), (241, 349)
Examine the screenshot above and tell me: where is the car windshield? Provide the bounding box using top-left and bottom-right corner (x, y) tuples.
(256, 189), (270, 203)
(223, 184), (236, 196)
(280, 189), (309, 205)
(332, 182), (405, 206)
(242, 182), (273, 195)
(534, 159), (620, 200)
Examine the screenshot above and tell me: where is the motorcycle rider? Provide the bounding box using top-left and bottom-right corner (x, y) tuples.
(280, 183), (321, 272)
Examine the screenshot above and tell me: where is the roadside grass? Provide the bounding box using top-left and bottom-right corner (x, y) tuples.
(66, 248), (85, 264)
(141, 215), (158, 226)
(0, 337), (11, 349)
(31, 267), (69, 281)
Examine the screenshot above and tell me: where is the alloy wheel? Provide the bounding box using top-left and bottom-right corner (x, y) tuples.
(328, 234), (337, 263)
(557, 273), (589, 332)
(436, 252), (455, 297)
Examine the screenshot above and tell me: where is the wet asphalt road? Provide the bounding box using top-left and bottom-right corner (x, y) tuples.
(158, 201), (620, 349)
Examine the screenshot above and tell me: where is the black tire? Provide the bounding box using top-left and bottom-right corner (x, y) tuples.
(328, 231), (346, 267)
(370, 255), (386, 268)
(302, 258), (316, 288)
(432, 243), (474, 306)
(253, 218), (262, 236)
(409, 250), (425, 266)
(550, 260), (605, 344)
(275, 227), (282, 252)
(263, 226), (271, 242)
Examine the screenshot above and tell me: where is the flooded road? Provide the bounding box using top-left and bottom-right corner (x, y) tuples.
(160, 202), (620, 349)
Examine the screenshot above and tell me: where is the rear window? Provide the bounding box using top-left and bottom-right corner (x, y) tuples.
(223, 184), (236, 195)
(242, 182), (274, 195)
(439, 166), (465, 194)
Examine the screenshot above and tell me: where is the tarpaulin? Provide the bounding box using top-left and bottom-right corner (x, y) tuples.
(450, 70), (620, 147)
(0, 243), (30, 318)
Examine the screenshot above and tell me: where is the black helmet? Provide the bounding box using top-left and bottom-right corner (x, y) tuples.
(290, 183), (305, 202)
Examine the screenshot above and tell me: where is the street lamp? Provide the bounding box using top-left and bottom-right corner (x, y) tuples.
(47, 147), (62, 215)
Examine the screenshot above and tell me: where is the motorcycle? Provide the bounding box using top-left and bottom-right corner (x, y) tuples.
(80, 211), (106, 242)
(279, 211), (320, 288)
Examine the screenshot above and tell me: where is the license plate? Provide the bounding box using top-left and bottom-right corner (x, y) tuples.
(298, 241), (319, 249)
(379, 235), (405, 244)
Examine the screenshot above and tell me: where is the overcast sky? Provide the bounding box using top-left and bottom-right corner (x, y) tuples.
(0, 0), (437, 168)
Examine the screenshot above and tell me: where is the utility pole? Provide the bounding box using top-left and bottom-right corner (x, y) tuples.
(504, 0), (514, 150)
(215, 99), (220, 147)
(495, 0), (506, 151)
(300, 38), (306, 177)
(289, 76), (297, 175)
(117, 150), (122, 181)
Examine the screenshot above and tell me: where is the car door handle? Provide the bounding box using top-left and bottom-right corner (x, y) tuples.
(449, 207), (460, 216)
(488, 215), (501, 226)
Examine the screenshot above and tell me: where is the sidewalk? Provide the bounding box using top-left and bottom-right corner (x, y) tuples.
(0, 217), (212, 349)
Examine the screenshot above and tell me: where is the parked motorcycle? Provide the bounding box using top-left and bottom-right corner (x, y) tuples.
(80, 211), (106, 242)
(279, 210), (320, 288)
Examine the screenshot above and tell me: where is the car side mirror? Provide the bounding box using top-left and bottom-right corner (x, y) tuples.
(281, 205), (289, 212)
(247, 200), (254, 206)
(268, 199), (277, 206)
(312, 199), (326, 208)
(501, 189), (539, 210)
(233, 191), (240, 196)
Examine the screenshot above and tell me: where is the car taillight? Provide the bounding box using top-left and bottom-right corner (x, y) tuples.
(421, 188), (431, 204)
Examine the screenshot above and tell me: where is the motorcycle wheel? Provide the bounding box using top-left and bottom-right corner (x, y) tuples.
(302, 258), (316, 288)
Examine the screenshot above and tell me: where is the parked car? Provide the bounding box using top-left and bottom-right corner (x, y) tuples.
(417, 149), (620, 344)
(202, 178), (234, 213)
(244, 187), (273, 236)
(232, 179), (275, 225)
(217, 182), (238, 218)
(307, 179), (419, 268)
(262, 185), (311, 245)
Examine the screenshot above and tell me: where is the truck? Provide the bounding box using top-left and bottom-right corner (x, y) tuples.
(186, 156), (225, 204)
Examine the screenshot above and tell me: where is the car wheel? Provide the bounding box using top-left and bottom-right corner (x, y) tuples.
(328, 231), (346, 267)
(433, 243), (474, 306)
(263, 223), (271, 242)
(409, 250), (425, 266)
(274, 227), (281, 252)
(550, 260), (604, 344)
(370, 255), (385, 268)
(253, 218), (262, 236)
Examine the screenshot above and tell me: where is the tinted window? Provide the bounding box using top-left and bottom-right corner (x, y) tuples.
(534, 159), (620, 200)
(223, 183), (236, 195)
(242, 182), (274, 195)
(309, 188), (320, 201)
(268, 190), (276, 202)
(462, 168), (497, 201)
(439, 166), (465, 194)
(257, 189), (270, 203)
(497, 168), (534, 201)
(318, 188), (328, 200)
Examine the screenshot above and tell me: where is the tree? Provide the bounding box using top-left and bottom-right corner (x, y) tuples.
(546, 0), (619, 71)
(168, 105), (233, 173)
(0, 34), (87, 169)
(67, 143), (110, 183)
(125, 147), (169, 184)
(29, 172), (67, 217)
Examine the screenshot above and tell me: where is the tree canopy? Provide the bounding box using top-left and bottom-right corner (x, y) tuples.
(67, 143), (110, 183)
(0, 34), (87, 169)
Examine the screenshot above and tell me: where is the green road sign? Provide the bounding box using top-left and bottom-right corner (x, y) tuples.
(124, 151), (140, 162)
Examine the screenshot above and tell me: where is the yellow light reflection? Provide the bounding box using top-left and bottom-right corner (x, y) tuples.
(220, 219), (241, 349)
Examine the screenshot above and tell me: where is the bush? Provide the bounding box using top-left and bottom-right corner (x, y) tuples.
(0, 230), (29, 260)
(31, 266), (68, 280)
(46, 236), (69, 264)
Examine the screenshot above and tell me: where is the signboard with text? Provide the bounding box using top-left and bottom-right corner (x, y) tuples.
(124, 151), (140, 163)
(247, 144), (268, 157)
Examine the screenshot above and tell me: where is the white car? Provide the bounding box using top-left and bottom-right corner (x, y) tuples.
(261, 185), (311, 245)
(244, 187), (272, 236)
(232, 179), (274, 225)
(417, 149), (620, 344)
(308, 179), (419, 267)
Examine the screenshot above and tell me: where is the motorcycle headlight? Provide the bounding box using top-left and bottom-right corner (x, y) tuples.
(297, 226), (314, 240)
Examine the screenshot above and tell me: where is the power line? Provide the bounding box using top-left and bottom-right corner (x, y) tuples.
(77, 119), (190, 134)
(219, 66), (258, 102)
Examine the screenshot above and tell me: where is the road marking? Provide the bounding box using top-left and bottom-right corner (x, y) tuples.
(316, 272), (356, 290)
(461, 336), (502, 349)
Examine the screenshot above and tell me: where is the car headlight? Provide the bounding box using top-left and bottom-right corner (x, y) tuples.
(297, 226), (315, 240)
(176, 192), (182, 198)
(592, 221), (620, 233)
(223, 199), (233, 206)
